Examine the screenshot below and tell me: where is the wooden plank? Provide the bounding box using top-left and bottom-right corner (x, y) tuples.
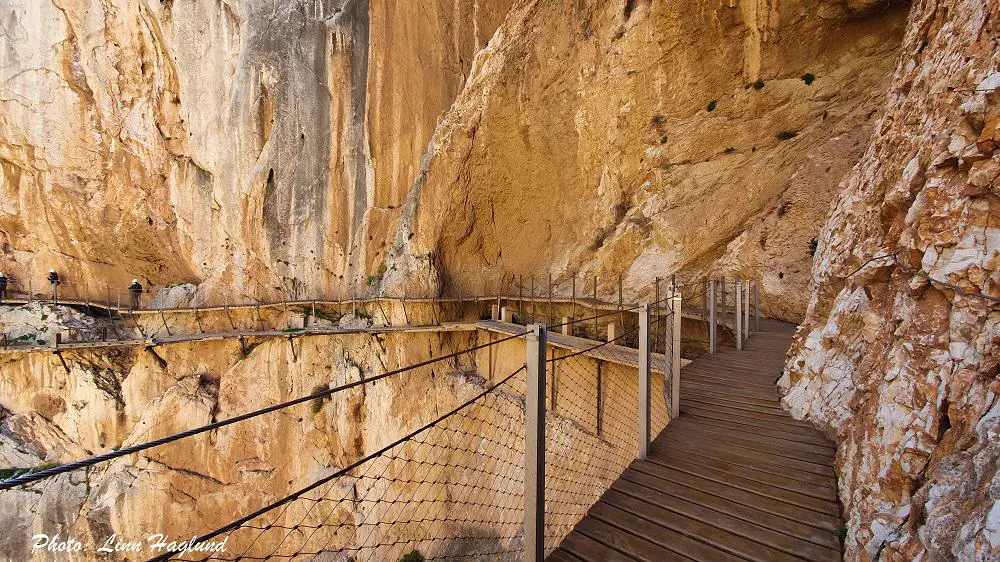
(573, 517), (689, 562)
(671, 418), (836, 458)
(680, 402), (821, 432)
(669, 421), (835, 466)
(619, 469), (841, 550)
(670, 413), (834, 451)
(611, 479), (840, 561)
(682, 366), (781, 384)
(651, 446), (837, 501)
(644, 454), (840, 515)
(630, 461), (841, 531)
(680, 388), (784, 411)
(681, 380), (782, 401)
(599, 489), (805, 562)
(588, 502), (744, 561)
(676, 407), (828, 442)
(545, 549), (583, 562)
(671, 419), (835, 462)
(559, 531), (636, 562)
(682, 395), (803, 418)
(680, 376), (781, 394)
(655, 431), (836, 479)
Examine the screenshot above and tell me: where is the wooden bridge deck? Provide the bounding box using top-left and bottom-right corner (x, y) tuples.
(549, 319), (843, 562)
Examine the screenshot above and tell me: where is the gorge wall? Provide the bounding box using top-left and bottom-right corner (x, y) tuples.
(0, 0), (910, 322)
(383, 0), (910, 322)
(780, 0), (1000, 560)
(0, 0), (514, 302)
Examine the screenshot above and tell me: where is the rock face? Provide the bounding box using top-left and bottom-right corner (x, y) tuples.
(780, 0), (1000, 559)
(1, 1), (909, 321)
(0, 0), (513, 302)
(384, 0), (909, 321)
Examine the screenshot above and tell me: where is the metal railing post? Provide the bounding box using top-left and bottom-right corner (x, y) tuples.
(709, 279), (717, 353)
(671, 289), (682, 417)
(637, 303), (651, 459)
(744, 280), (751, 339)
(735, 279), (743, 351)
(754, 281), (761, 333)
(524, 323), (547, 562)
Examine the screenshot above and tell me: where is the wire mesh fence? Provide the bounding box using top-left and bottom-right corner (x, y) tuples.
(0, 282), (693, 561)
(539, 311), (672, 554)
(146, 366), (531, 562)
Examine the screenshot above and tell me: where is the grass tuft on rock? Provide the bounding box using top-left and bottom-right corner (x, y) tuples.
(802, 73), (816, 85)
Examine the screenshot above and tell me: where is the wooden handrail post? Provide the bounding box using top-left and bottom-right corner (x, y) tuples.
(735, 279), (743, 351)
(709, 279), (718, 353)
(638, 303), (651, 459)
(671, 289), (682, 417)
(524, 323), (546, 562)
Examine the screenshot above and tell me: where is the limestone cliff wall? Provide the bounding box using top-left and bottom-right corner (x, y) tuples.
(383, 0), (909, 322)
(780, 0), (1000, 559)
(0, 0), (514, 302)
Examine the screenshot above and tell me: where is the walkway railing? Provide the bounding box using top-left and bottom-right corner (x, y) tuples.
(0, 277), (752, 560)
(0, 276), (761, 358)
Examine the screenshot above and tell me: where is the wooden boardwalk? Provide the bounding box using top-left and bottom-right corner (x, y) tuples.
(549, 319), (843, 562)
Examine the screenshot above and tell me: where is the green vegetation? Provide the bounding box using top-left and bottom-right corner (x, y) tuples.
(367, 262), (388, 287)
(400, 551), (425, 562)
(802, 73), (816, 85)
(706, 99), (717, 112)
(809, 238), (819, 257)
(752, 79), (765, 90)
(776, 131), (798, 141)
(310, 307), (341, 323)
(835, 525), (848, 540)
(0, 462), (59, 482)
(280, 327), (304, 333)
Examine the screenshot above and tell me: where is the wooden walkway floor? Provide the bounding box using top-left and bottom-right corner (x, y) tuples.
(549, 319), (842, 562)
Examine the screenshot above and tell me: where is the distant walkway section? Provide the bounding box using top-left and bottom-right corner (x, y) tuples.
(549, 319), (842, 562)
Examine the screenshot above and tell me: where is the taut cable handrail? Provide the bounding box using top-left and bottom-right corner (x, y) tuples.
(147, 364), (528, 562)
(544, 314), (664, 364)
(0, 329), (530, 491)
(545, 303), (644, 330)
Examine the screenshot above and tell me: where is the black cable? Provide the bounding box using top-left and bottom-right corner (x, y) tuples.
(546, 321), (646, 364)
(0, 329), (530, 491)
(545, 303), (643, 330)
(146, 364), (527, 562)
